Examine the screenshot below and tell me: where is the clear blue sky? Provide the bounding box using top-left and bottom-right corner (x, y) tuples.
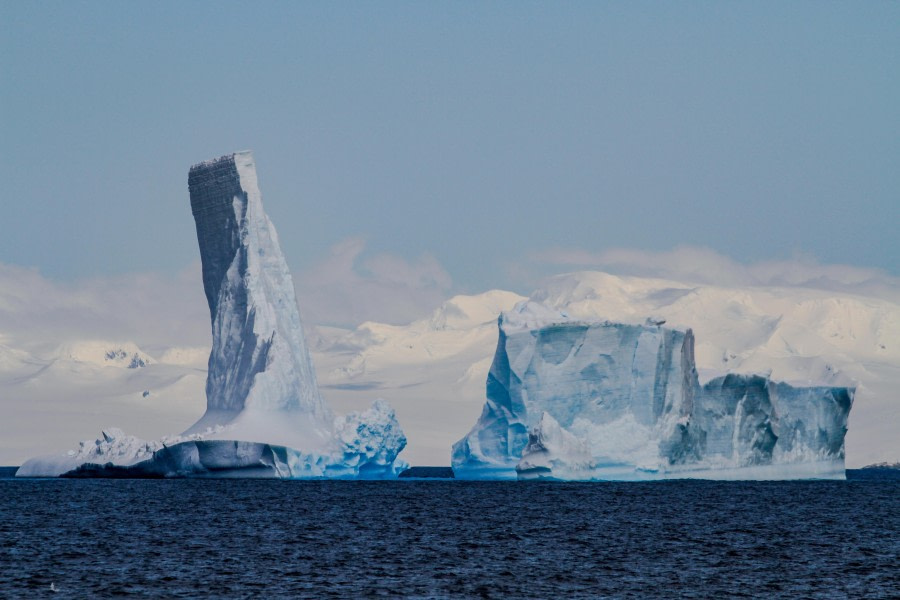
(2, 2), (898, 294)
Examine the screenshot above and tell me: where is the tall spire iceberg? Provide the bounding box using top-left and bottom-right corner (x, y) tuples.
(18, 152), (406, 478)
(184, 152), (331, 445)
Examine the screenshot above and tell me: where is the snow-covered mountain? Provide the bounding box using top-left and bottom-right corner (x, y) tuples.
(0, 341), (207, 466)
(313, 290), (526, 466)
(53, 340), (153, 369)
(314, 272), (897, 468)
(1, 270), (897, 469)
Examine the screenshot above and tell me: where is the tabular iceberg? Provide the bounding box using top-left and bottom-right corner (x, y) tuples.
(452, 302), (853, 480)
(19, 152), (406, 478)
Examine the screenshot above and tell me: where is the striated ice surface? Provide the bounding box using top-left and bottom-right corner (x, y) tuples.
(18, 152), (406, 478)
(452, 302), (854, 480)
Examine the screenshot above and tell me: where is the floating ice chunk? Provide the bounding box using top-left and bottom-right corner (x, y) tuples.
(333, 399), (408, 478)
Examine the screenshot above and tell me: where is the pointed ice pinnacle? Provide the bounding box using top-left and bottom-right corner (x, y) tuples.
(185, 152), (331, 442)
(17, 151), (406, 478)
(176, 151), (406, 474)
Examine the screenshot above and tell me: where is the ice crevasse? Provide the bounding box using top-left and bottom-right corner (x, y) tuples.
(18, 152), (407, 478)
(452, 302), (854, 480)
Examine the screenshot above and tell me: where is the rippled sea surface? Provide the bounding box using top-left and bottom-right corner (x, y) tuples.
(1, 479), (898, 598)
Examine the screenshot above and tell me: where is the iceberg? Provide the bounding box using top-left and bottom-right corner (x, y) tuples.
(18, 152), (406, 478)
(182, 150), (332, 446)
(452, 302), (854, 480)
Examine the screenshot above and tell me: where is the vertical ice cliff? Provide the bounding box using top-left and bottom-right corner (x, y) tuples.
(452, 302), (854, 480)
(691, 376), (854, 473)
(184, 152), (331, 444)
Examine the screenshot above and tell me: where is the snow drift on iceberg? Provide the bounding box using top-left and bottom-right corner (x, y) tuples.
(516, 412), (594, 481)
(18, 152), (406, 478)
(452, 302), (854, 480)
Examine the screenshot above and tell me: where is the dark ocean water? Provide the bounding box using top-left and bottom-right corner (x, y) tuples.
(1, 479), (897, 599)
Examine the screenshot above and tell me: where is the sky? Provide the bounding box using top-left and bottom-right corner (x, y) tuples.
(2, 2), (899, 329)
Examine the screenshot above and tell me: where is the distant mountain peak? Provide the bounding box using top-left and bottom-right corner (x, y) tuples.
(53, 340), (153, 369)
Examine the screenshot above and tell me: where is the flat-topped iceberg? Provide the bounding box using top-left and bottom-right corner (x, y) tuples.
(452, 302), (853, 480)
(19, 152), (406, 478)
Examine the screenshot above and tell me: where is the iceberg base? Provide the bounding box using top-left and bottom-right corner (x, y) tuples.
(17, 439), (406, 480)
(455, 459), (847, 481)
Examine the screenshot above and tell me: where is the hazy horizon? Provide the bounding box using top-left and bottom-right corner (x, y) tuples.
(2, 3), (898, 313)
(2, 4), (898, 469)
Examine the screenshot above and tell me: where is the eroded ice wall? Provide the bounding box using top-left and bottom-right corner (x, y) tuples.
(452, 302), (854, 480)
(451, 302), (698, 478)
